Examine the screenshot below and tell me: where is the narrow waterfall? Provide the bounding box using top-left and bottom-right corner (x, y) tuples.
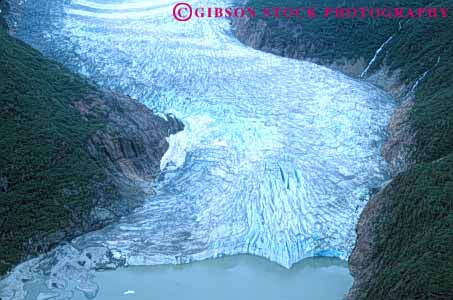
(360, 35), (395, 78)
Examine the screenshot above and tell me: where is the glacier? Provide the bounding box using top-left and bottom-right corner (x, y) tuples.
(1, 0), (395, 299)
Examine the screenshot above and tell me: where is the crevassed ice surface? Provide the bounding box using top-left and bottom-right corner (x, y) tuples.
(2, 0), (395, 298)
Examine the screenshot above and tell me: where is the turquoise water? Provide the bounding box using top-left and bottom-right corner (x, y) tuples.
(94, 255), (352, 300)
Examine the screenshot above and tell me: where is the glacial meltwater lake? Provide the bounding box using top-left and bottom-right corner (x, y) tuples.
(1, 0), (395, 299)
(94, 256), (352, 300)
(20, 256), (352, 300)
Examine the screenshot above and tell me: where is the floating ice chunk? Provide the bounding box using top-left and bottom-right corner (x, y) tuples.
(124, 290), (136, 295)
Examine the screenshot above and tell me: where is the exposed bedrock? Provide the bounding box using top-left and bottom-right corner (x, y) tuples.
(28, 90), (184, 248)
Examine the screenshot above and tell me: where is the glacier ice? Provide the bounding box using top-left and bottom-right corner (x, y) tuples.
(1, 0), (396, 299)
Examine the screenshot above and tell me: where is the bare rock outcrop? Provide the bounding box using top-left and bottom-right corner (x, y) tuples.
(23, 91), (184, 257)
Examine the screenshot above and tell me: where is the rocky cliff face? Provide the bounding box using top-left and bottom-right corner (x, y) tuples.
(78, 90), (183, 188)
(234, 17), (364, 77)
(23, 91), (184, 257)
(81, 90), (183, 225)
